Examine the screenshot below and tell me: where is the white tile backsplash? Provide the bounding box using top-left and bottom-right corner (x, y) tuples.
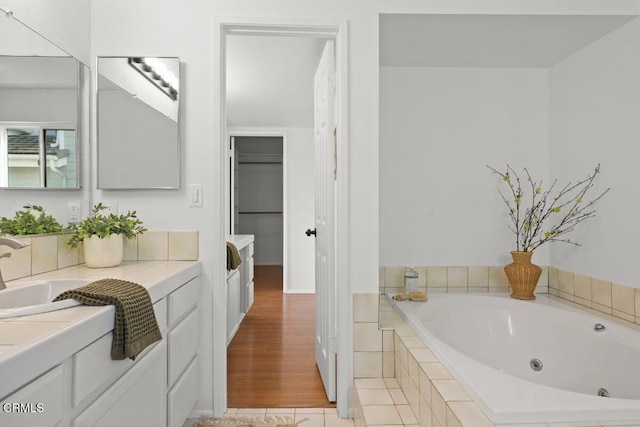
(2, 231), (198, 283)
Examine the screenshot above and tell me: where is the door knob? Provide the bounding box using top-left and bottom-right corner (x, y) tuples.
(305, 228), (316, 237)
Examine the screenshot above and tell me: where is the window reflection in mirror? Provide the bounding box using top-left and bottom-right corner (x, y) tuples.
(1, 124), (77, 188)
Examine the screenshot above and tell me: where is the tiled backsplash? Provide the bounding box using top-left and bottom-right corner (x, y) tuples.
(0, 231), (199, 282)
(379, 265), (550, 296)
(549, 267), (640, 325)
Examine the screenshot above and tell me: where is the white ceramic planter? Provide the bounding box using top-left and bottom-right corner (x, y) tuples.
(83, 234), (124, 268)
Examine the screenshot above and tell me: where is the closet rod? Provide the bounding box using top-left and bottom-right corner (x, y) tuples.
(238, 211), (283, 215)
(238, 161), (282, 165)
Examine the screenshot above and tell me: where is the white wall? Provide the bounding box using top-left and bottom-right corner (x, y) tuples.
(379, 66), (550, 267)
(0, 0), (91, 65)
(549, 17), (640, 287)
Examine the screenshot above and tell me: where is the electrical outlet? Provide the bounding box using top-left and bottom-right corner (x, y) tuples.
(68, 201), (81, 222)
(102, 201), (118, 216)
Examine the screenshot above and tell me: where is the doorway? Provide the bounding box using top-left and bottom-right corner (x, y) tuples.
(232, 135), (284, 265)
(214, 18), (351, 418)
(225, 36), (326, 406)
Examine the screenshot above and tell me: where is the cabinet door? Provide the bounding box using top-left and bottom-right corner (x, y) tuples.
(167, 356), (198, 427)
(226, 270), (240, 344)
(73, 341), (166, 427)
(168, 308), (199, 387)
(0, 365), (63, 427)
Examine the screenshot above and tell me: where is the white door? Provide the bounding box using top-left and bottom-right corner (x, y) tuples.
(312, 40), (336, 402)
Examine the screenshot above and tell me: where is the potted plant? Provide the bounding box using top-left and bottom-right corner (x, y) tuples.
(488, 164), (609, 300)
(67, 203), (146, 268)
(0, 204), (63, 236)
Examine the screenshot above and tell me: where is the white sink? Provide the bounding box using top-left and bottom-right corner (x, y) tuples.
(0, 279), (92, 319)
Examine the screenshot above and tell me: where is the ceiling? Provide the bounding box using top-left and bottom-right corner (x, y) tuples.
(380, 14), (636, 68)
(226, 35), (326, 128)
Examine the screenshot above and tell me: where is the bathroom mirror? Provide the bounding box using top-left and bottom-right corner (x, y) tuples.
(0, 17), (85, 189)
(97, 57), (180, 189)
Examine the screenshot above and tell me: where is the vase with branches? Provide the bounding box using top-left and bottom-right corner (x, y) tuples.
(487, 164), (609, 299)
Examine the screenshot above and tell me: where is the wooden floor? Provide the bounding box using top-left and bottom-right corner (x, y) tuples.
(227, 265), (335, 408)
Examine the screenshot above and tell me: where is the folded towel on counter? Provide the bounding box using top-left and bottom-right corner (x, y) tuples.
(226, 241), (242, 270)
(53, 278), (162, 360)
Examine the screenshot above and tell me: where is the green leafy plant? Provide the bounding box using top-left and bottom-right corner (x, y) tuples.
(67, 203), (147, 249)
(0, 204), (63, 235)
(487, 164), (610, 252)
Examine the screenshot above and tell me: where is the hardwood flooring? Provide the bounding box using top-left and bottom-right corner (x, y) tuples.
(227, 265), (335, 408)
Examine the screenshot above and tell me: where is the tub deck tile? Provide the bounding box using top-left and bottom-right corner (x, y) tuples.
(448, 402), (493, 427)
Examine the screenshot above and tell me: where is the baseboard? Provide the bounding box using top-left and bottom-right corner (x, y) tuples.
(284, 289), (315, 294)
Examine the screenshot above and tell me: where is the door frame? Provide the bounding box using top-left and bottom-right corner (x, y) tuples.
(213, 17), (351, 417)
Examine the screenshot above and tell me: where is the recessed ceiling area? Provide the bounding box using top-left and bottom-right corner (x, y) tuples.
(380, 14), (637, 68)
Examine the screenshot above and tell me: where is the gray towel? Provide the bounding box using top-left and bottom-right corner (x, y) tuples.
(227, 241), (242, 270)
(54, 278), (162, 360)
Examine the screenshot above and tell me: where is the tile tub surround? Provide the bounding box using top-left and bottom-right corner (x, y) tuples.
(364, 295), (640, 427)
(0, 231), (199, 282)
(379, 266), (550, 296)
(0, 260), (202, 400)
(354, 293), (395, 379)
(549, 267), (640, 326)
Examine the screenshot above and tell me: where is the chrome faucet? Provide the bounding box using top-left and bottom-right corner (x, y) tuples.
(0, 237), (30, 290)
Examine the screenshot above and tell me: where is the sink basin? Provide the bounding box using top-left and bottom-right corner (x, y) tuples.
(0, 279), (92, 319)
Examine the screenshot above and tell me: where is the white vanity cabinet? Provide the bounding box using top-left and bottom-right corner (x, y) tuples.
(226, 236), (254, 345)
(0, 266), (201, 427)
(166, 278), (200, 427)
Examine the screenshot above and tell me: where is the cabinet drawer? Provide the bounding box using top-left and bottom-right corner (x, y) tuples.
(168, 308), (199, 387)
(168, 278), (199, 327)
(72, 299), (165, 408)
(0, 365), (63, 427)
(167, 356), (198, 427)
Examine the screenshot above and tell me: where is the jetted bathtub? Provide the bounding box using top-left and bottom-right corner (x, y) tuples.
(389, 293), (640, 424)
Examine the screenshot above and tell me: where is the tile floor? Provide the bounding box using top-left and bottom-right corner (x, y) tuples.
(183, 408), (354, 427)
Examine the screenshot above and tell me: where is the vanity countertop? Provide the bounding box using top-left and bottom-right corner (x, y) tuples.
(227, 234), (254, 251)
(0, 260), (202, 400)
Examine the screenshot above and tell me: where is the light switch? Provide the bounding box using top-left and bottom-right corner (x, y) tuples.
(189, 184), (203, 207)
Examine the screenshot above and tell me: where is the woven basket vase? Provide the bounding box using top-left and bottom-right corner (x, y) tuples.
(504, 251), (542, 300)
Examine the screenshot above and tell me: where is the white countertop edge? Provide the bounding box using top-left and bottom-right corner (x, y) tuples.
(227, 234), (254, 251)
(0, 260), (202, 400)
